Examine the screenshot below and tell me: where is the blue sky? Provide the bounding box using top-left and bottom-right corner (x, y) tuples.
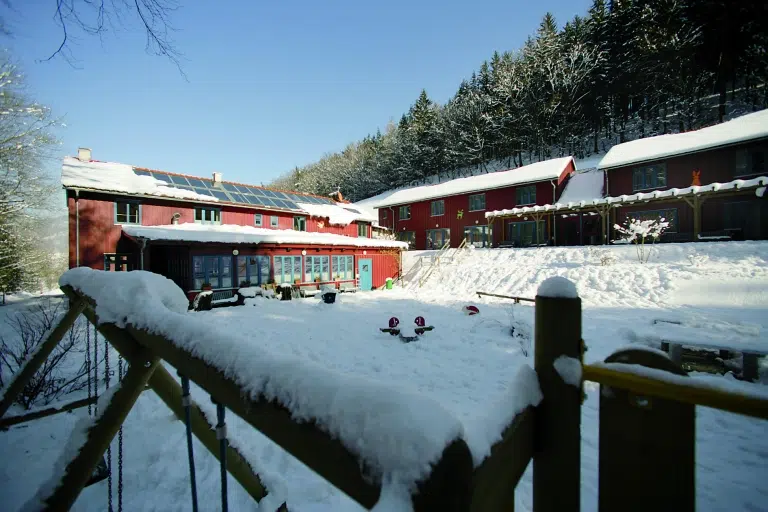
(5, 0), (589, 186)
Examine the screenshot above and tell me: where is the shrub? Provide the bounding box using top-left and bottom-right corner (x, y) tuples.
(614, 217), (669, 263)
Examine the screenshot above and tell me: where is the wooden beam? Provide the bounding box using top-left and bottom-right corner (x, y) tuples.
(0, 299), (86, 419)
(470, 407), (535, 512)
(583, 364), (768, 420)
(41, 348), (160, 511)
(0, 396), (97, 430)
(476, 291), (535, 303)
(60, 286), (269, 503)
(533, 292), (582, 512)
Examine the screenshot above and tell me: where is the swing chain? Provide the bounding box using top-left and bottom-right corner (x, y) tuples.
(118, 354), (124, 512)
(104, 335), (113, 512)
(85, 320), (92, 416)
(93, 324), (99, 416)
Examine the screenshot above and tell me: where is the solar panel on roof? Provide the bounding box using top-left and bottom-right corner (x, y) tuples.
(170, 175), (190, 186)
(260, 197), (277, 207)
(194, 188), (213, 196)
(271, 191), (288, 200)
(230, 193), (245, 204)
(282, 200), (299, 210)
(152, 173), (172, 183)
(234, 185), (250, 194)
(344, 207), (361, 214)
(211, 190), (230, 201)
(134, 169), (152, 177)
(187, 178), (206, 187)
(260, 189), (277, 198)
(222, 183), (239, 192)
(246, 195), (264, 205)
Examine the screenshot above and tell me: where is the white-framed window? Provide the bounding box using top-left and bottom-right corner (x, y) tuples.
(254, 214), (263, 227)
(469, 193), (486, 212)
(332, 255), (355, 280)
(114, 201), (140, 225)
(270, 215), (279, 228)
(357, 223), (369, 238)
(305, 255), (330, 282)
(399, 205), (411, 220)
(194, 208), (221, 225)
(294, 216), (306, 231)
(430, 200), (444, 216)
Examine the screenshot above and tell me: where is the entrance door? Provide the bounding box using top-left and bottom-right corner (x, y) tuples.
(357, 258), (373, 291)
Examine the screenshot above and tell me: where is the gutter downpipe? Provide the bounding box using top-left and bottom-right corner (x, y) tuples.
(604, 169), (610, 245)
(74, 189), (80, 267)
(550, 180), (557, 246)
(140, 238), (148, 270)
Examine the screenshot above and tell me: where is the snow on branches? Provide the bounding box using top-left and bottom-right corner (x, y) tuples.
(613, 217), (669, 263)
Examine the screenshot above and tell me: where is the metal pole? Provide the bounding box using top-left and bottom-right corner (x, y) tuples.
(181, 376), (199, 512)
(215, 400), (228, 512)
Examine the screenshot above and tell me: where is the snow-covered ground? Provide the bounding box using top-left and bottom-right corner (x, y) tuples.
(1, 242), (768, 511)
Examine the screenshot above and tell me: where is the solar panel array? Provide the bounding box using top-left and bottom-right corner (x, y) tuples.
(134, 170), (336, 210)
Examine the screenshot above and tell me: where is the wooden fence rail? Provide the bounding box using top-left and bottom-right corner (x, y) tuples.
(476, 291), (536, 303)
(1, 278), (766, 511)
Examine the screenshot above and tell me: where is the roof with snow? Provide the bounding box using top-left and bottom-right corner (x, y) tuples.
(486, 175), (768, 219)
(357, 156), (574, 209)
(61, 156), (372, 226)
(557, 169), (605, 205)
(121, 223), (408, 248)
(598, 109), (768, 170)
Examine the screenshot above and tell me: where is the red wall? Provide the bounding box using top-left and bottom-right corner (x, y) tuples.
(379, 160), (574, 249)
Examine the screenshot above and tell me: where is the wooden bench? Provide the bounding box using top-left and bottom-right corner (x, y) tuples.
(339, 282), (359, 293)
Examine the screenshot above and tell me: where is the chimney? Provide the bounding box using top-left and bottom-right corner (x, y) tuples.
(212, 172), (223, 185)
(77, 147), (92, 162)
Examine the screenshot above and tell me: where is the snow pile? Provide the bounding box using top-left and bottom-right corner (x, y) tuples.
(296, 202), (363, 226)
(537, 276), (579, 299)
(599, 109), (768, 169)
(553, 356), (582, 387)
(557, 169), (604, 204)
(122, 222), (408, 249)
(358, 156), (573, 208)
(61, 157), (215, 202)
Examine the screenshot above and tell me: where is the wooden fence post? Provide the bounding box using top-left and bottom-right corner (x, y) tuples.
(533, 277), (582, 512)
(0, 300), (86, 418)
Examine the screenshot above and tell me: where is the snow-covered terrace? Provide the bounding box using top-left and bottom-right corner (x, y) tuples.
(598, 109), (768, 170)
(486, 175), (768, 220)
(121, 223), (408, 248)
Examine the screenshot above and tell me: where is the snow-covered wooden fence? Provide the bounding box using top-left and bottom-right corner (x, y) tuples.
(1, 274), (766, 512)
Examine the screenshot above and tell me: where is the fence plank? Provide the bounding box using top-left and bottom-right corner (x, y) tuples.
(0, 396), (98, 430)
(470, 407), (535, 512)
(598, 348), (694, 512)
(0, 299), (86, 418)
(533, 292), (581, 512)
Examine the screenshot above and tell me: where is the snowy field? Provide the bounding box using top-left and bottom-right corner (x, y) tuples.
(1, 242), (768, 511)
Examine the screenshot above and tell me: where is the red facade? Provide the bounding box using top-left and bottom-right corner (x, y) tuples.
(377, 160), (576, 249)
(606, 139), (768, 240)
(68, 189), (396, 295)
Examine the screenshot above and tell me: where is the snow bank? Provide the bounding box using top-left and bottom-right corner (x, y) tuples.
(61, 157), (215, 202)
(599, 109), (768, 169)
(122, 223), (408, 249)
(358, 157), (573, 209)
(60, 268), (465, 493)
(537, 276), (579, 299)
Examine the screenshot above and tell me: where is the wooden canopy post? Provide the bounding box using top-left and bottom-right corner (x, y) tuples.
(682, 195), (707, 240)
(533, 279), (582, 512)
(0, 300), (86, 418)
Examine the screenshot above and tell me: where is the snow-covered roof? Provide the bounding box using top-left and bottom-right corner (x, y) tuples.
(62, 156), (216, 202)
(61, 156), (373, 224)
(486, 175), (768, 219)
(296, 202), (377, 226)
(557, 169), (605, 204)
(122, 223), (408, 248)
(599, 109), (768, 170)
(358, 156), (574, 209)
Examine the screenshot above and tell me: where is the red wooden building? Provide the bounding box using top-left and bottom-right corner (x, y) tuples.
(361, 157), (577, 250)
(62, 149), (406, 300)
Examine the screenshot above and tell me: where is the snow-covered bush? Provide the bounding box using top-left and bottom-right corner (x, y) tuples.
(614, 217), (669, 263)
(687, 251), (709, 267)
(588, 246), (616, 266)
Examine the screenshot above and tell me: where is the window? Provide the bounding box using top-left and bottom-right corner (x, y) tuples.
(397, 231), (416, 248)
(425, 228), (450, 249)
(632, 164), (667, 191)
(469, 193), (486, 212)
(305, 255), (330, 282)
(273, 255), (303, 284)
(516, 186), (536, 206)
(626, 208), (678, 233)
(399, 205), (411, 220)
(382, 210), (388, 219)
(506, 221), (545, 247)
(254, 214), (263, 227)
(194, 208), (221, 225)
(332, 256), (355, 280)
(734, 149), (766, 177)
(357, 223), (369, 238)
(236, 255), (270, 286)
(104, 254), (133, 271)
(430, 200), (444, 216)
(114, 202), (140, 224)
(463, 226), (491, 247)
(192, 255), (233, 289)
(294, 216), (306, 231)
(270, 216), (279, 228)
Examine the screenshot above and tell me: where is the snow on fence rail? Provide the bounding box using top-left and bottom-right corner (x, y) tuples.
(1, 271), (767, 512)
